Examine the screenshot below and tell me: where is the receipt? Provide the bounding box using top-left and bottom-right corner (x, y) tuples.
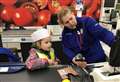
(0, 67), (9, 72)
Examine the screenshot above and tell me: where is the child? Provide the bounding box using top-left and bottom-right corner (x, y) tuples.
(25, 28), (59, 70)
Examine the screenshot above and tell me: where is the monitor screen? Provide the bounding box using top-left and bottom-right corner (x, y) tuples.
(118, 0), (120, 3)
(116, 3), (120, 10)
(104, 0), (115, 7)
(109, 29), (120, 67)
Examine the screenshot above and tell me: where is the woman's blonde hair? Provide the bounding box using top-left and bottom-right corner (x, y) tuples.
(57, 7), (72, 24)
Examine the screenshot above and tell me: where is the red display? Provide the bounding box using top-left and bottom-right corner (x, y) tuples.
(0, 0), (17, 6)
(48, 0), (62, 14)
(1, 6), (15, 22)
(32, 0), (48, 10)
(82, 0), (102, 20)
(12, 8), (33, 26)
(0, 0), (102, 28)
(20, 2), (39, 20)
(58, 0), (72, 6)
(37, 10), (51, 26)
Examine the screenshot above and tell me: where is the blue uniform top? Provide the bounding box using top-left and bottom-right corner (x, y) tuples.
(62, 16), (115, 63)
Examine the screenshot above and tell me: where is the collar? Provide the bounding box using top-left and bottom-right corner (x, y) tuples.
(38, 49), (49, 56)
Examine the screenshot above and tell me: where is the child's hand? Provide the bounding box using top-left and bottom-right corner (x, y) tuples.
(48, 59), (58, 65)
(41, 58), (49, 64)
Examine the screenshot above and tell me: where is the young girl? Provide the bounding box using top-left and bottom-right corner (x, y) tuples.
(25, 28), (59, 70)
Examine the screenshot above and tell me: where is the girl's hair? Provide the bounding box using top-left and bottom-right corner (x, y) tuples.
(57, 7), (72, 24)
(31, 40), (41, 49)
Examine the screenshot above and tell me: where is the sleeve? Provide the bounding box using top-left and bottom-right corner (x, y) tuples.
(62, 45), (76, 63)
(85, 17), (115, 46)
(25, 48), (48, 70)
(62, 34), (76, 63)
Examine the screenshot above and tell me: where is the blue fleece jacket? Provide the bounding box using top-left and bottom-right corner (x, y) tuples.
(62, 16), (115, 63)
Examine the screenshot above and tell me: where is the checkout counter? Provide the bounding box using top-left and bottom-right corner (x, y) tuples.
(90, 62), (120, 82)
(92, 40), (120, 82)
(1, 26), (120, 82)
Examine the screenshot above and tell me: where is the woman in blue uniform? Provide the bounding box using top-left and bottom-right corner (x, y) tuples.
(57, 7), (115, 68)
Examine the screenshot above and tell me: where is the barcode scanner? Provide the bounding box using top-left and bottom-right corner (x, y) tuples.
(74, 53), (85, 61)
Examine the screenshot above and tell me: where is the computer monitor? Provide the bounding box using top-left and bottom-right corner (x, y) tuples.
(109, 29), (120, 67)
(104, 0), (115, 7)
(115, 3), (120, 11)
(118, 0), (120, 3)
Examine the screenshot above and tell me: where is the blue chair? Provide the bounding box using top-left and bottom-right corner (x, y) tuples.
(0, 48), (21, 62)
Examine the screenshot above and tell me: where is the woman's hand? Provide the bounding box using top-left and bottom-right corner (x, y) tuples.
(72, 58), (87, 68)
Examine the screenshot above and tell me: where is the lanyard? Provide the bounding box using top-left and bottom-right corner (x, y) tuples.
(77, 29), (83, 49)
